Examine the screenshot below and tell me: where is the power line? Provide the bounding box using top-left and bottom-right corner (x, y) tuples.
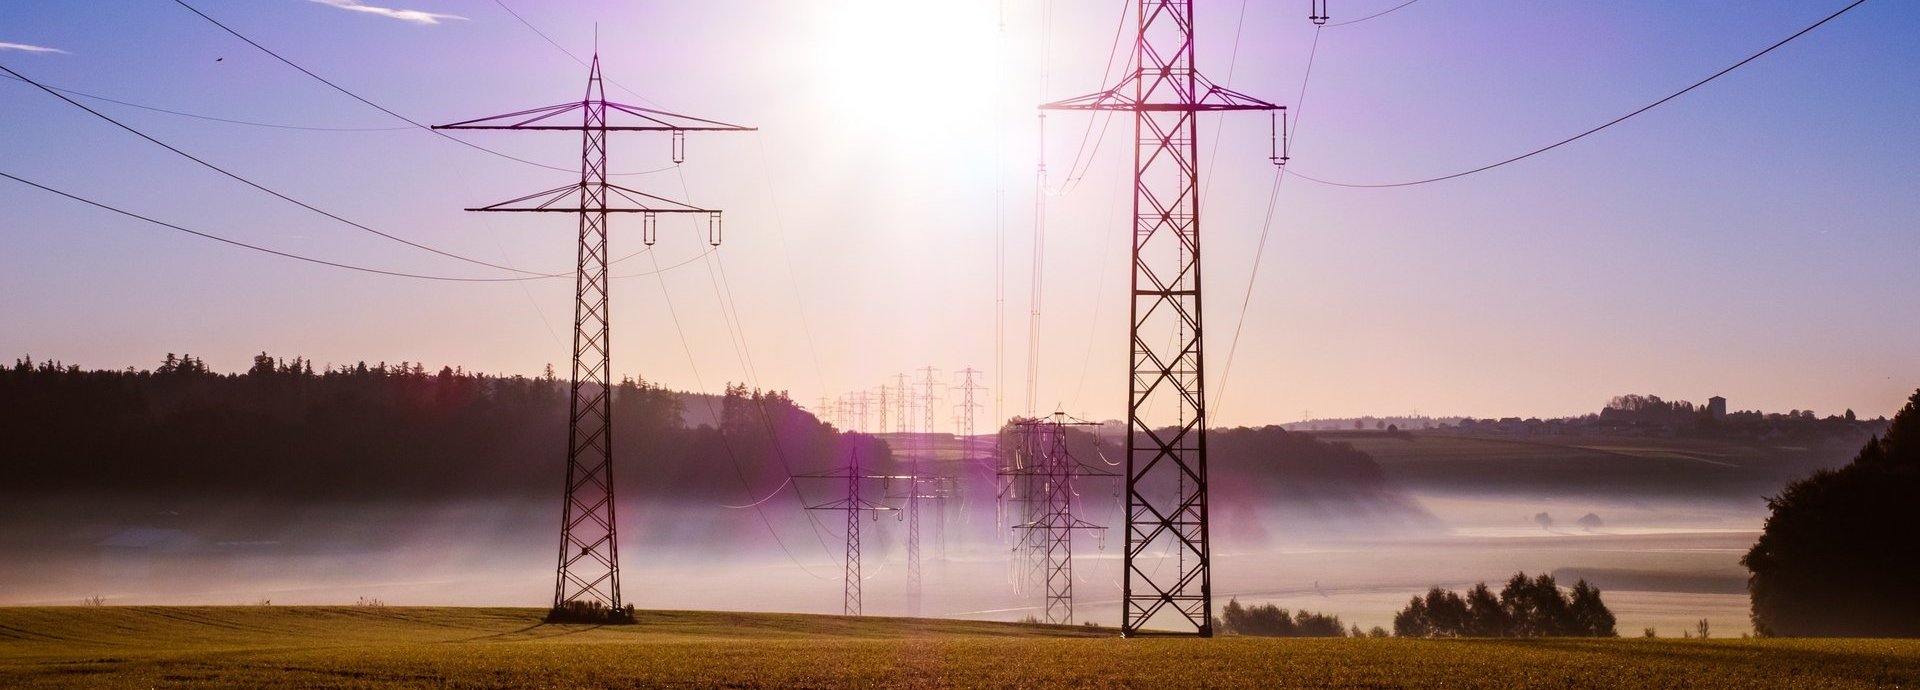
(1325, 0), (1425, 28)
(645, 249), (838, 581)
(1214, 23), (1328, 425)
(670, 158), (842, 571)
(0, 62), (558, 278)
(3, 168), (704, 284)
(0, 169), (542, 282)
(488, 0), (664, 110)
(1292, 0), (1869, 188)
(1047, 0), (1130, 197)
(171, 0), (670, 178)
(751, 134), (828, 395)
(0, 73), (410, 131)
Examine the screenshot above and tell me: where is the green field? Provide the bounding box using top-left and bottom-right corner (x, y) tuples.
(3, 607), (1918, 688)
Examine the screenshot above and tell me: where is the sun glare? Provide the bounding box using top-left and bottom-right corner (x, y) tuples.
(809, 1), (1005, 158)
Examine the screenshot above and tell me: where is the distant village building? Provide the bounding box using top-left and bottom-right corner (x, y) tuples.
(1708, 396), (1727, 420)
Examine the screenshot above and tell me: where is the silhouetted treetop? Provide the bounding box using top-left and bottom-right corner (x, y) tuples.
(1743, 388), (1920, 637)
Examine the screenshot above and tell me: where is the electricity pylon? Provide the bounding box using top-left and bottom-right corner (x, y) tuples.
(797, 451), (898, 616)
(894, 372), (910, 432)
(953, 367), (987, 562)
(1003, 413), (1113, 624)
(1042, 0), (1281, 637)
(436, 52), (753, 622)
(918, 366), (942, 436)
(996, 415), (1046, 596)
(854, 389), (870, 433)
(956, 367), (987, 459)
(889, 465), (951, 617)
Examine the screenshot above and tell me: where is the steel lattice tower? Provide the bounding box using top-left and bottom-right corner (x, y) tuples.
(952, 367), (986, 562)
(894, 373), (911, 434)
(436, 53), (752, 621)
(1042, 1), (1280, 636)
(956, 367), (986, 457)
(919, 366), (941, 436)
(906, 452), (922, 617)
(1004, 414), (1112, 624)
(799, 452), (899, 616)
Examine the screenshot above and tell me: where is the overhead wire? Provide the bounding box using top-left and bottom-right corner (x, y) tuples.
(171, 0), (674, 178)
(1324, 0), (1425, 28)
(1290, 0), (1869, 188)
(1, 169), (702, 284)
(752, 134), (829, 395)
(489, 0), (665, 110)
(0, 169), (545, 283)
(1215, 25), (1323, 424)
(1045, 0), (1131, 198)
(646, 248), (837, 580)
(0, 73), (411, 131)
(0, 61), (563, 278)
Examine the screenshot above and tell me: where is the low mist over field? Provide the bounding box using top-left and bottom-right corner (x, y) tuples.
(0, 357), (1886, 636)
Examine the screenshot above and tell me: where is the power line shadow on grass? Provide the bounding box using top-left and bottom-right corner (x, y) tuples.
(450, 622), (606, 643)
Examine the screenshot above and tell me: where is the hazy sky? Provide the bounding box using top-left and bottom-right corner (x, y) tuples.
(2, 0), (1915, 425)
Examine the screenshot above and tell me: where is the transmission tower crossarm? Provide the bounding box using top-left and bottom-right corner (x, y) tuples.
(464, 182), (718, 214)
(437, 50), (754, 623)
(434, 101), (755, 131)
(1037, 1), (1283, 636)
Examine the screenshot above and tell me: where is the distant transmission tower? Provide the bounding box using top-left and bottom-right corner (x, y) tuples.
(873, 454), (950, 618)
(854, 389), (870, 433)
(894, 373), (911, 434)
(798, 451), (898, 616)
(952, 367), (987, 562)
(919, 366), (942, 436)
(997, 415), (1046, 596)
(1042, 0), (1281, 637)
(956, 367), (987, 460)
(436, 51), (752, 622)
(1004, 413), (1112, 624)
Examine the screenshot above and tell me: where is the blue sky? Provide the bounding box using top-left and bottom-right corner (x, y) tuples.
(1, 0), (1915, 424)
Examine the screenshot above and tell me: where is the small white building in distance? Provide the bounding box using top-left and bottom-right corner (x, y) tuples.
(1708, 396), (1727, 420)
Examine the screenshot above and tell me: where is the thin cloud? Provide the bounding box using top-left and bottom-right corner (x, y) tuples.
(0, 42), (68, 54)
(304, 0), (466, 26)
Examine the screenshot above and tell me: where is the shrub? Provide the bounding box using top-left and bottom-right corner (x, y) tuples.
(1219, 599), (1347, 637)
(1743, 389), (1920, 637)
(546, 600), (636, 625)
(1393, 572), (1615, 637)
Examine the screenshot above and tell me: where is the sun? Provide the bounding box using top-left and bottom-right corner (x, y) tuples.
(806, 0), (1005, 158)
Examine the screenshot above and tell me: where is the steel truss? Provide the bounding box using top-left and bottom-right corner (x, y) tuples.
(1042, 0), (1280, 636)
(436, 54), (752, 620)
(1001, 414), (1114, 625)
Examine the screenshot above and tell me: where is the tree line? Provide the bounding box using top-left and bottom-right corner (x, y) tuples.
(1393, 572), (1616, 637)
(0, 353), (887, 508)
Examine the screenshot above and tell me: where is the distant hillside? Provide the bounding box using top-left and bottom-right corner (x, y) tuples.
(1312, 431), (1869, 501)
(0, 354), (1437, 555)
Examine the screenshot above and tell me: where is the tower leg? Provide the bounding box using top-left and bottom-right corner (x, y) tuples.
(1122, 0), (1212, 638)
(551, 63), (626, 624)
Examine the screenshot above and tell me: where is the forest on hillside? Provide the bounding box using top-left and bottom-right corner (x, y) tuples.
(0, 354), (1433, 549)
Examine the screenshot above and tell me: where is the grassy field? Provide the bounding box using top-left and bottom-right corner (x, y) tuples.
(3, 607), (1918, 688)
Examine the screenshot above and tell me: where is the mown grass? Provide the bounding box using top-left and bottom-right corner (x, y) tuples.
(2, 607), (1918, 688)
